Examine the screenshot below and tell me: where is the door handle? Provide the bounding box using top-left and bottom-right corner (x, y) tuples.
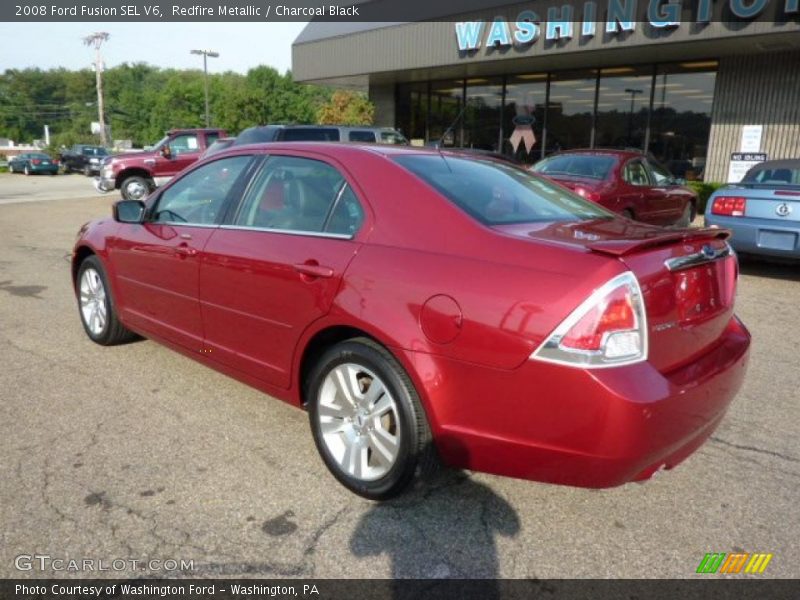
(293, 262), (334, 279)
(174, 244), (197, 257)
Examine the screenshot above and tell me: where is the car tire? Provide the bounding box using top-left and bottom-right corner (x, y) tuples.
(120, 176), (152, 201)
(76, 256), (136, 346)
(307, 337), (439, 500)
(23, 165), (30, 176)
(83, 165), (91, 177)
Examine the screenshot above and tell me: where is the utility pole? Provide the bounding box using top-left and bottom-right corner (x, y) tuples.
(190, 49), (219, 127)
(83, 32), (110, 147)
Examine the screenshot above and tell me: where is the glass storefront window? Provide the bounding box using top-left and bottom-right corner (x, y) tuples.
(429, 80), (464, 147)
(648, 64), (717, 180)
(503, 74), (547, 164)
(547, 70), (597, 154)
(594, 67), (653, 151)
(395, 82), (428, 146)
(464, 77), (503, 152)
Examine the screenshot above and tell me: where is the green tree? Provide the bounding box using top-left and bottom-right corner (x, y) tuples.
(316, 90), (374, 126)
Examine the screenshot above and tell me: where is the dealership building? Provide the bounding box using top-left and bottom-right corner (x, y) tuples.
(293, 1), (800, 181)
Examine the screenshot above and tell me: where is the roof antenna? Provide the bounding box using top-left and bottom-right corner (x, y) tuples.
(437, 99), (469, 150)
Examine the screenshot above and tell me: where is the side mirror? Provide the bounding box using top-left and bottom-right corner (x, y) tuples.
(113, 200), (145, 224)
(160, 145), (172, 159)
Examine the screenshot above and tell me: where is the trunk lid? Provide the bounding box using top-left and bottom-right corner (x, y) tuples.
(493, 218), (738, 373)
(715, 184), (800, 223)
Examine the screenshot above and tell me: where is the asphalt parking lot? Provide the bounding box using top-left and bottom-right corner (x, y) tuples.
(0, 173), (798, 579)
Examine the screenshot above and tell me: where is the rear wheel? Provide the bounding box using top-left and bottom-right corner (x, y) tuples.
(23, 165), (30, 176)
(307, 338), (438, 500)
(77, 256), (136, 346)
(120, 176), (152, 201)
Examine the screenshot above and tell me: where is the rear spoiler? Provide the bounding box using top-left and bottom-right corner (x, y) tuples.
(586, 227), (731, 257)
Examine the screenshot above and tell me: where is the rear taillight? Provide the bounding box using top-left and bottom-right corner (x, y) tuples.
(53, 159), (59, 165)
(574, 187), (601, 202)
(531, 272), (647, 368)
(711, 196), (746, 217)
(31, 159), (41, 165)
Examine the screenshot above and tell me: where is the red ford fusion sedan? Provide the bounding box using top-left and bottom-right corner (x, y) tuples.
(71, 143), (750, 499)
(532, 149), (698, 227)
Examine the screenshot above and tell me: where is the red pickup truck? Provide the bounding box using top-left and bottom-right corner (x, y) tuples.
(95, 128), (226, 200)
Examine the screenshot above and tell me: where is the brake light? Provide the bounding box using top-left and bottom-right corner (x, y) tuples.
(574, 187), (601, 202)
(53, 159), (59, 165)
(31, 159), (41, 165)
(711, 196), (746, 217)
(531, 272), (647, 368)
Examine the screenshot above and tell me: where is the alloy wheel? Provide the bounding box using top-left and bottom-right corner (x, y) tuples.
(79, 268), (107, 336)
(317, 363), (401, 482)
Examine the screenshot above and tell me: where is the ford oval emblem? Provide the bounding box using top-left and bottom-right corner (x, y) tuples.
(776, 203), (792, 217)
(702, 244), (715, 258)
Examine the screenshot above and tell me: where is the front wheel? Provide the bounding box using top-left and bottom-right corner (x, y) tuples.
(77, 256), (136, 345)
(23, 165), (30, 176)
(83, 165), (91, 177)
(307, 338), (438, 500)
(120, 176), (152, 201)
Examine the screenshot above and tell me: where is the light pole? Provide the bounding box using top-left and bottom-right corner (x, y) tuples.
(190, 49), (219, 127)
(624, 88), (643, 145)
(83, 32), (110, 147)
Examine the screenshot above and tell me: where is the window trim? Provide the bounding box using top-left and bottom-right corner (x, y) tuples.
(225, 153), (365, 238)
(147, 154), (258, 226)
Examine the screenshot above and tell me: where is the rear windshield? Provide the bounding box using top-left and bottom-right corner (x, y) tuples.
(395, 155), (612, 225)
(743, 166), (800, 185)
(532, 154), (616, 180)
(280, 128), (340, 142)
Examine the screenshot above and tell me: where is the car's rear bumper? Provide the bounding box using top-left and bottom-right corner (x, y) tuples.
(405, 315), (750, 488)
(705, 214), (800, 259)
(31, 165), (59, 174)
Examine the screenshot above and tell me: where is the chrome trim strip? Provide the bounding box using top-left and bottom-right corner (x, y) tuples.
(665, 242), (732, 272)
(218, 224), (354, 240)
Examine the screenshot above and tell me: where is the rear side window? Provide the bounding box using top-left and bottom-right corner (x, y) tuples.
(380, 130), (408, 145)
(623, 160), (650, 186)
(348, 130), (376, 143)
(744, 166), (800, 185)
(533, 155), (615, 180)
(395, 155), (611, 225)
(234, 155), (361, 235)
(279, 128), (340, 142)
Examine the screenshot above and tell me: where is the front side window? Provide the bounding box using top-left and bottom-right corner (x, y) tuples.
(168, 134), (199, 156)
(153, 155), (252, 225)
(234, 155), (362, 235)
(623, 160), (650, 186)
(395, 154), (612, 225)
(348, 130), (376, 143)
(647, 160), (674, 185)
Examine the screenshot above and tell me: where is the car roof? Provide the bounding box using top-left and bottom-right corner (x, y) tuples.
(548, 148), (642, 160)
(221, 141), (512, 161)
(746, 159), (800, 170)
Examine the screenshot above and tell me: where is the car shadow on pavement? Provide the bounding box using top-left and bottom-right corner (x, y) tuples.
(349, 439), (520, 590)
(738, 256), (800, 282)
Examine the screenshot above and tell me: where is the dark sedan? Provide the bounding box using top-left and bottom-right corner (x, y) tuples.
(532, 149), (697, 227)
(8, 152), (59, 175)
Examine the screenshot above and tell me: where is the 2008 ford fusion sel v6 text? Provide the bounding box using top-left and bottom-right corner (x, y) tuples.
(71, 143), (750, 499)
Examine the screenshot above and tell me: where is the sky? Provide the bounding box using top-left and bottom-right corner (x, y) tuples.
(0, 22), (307, 74)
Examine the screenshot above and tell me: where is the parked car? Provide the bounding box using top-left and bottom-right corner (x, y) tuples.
(200, 137), (235, 159)
(231, 124), (408, 147)
(59, 145), (109, 176)
(8, 152), (59, 175)
(72, 143), (750, 499)
(705, 159), (800, 260)
(532, 149), (697, 227)
(95, 128), (226, 200)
